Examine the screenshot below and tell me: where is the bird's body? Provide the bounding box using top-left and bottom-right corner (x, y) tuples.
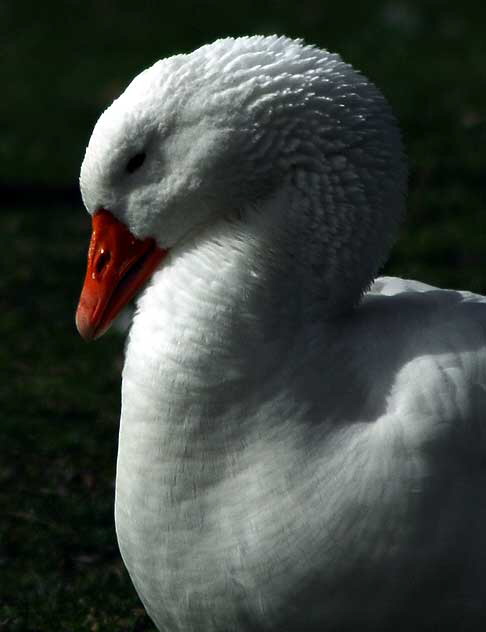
(117, 254), (486, 631)
(76, 36), (486, 631)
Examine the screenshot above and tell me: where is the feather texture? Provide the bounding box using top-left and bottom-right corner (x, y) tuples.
(79, 36), (486, 631)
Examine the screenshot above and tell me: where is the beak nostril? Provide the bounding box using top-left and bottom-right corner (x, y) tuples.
(94, 248), (111, 278)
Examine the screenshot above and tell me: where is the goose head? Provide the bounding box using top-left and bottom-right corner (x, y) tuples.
(76, 35), (406, 340)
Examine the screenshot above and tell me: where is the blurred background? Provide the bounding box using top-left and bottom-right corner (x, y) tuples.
(1, 1), (485, 629)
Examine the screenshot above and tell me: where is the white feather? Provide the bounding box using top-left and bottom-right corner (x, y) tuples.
(80, 36), (486, 631)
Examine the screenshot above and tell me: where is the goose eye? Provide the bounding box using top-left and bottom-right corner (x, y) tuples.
(126, 152), (146, 174)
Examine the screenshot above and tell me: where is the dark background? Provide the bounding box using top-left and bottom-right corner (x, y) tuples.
(1, 1), (485, 630)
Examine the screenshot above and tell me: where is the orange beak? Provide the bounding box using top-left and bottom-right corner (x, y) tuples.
(75, 210), (167, 341)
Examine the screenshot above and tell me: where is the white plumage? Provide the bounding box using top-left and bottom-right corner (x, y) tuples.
(79, 36), (486, 631)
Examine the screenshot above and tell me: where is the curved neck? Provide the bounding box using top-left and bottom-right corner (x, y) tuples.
(127, 217), (302, 381)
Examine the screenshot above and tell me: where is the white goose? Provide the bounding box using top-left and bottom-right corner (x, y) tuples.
(76, 36), (486, 631)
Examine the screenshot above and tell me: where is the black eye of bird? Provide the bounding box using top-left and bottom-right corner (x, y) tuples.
(126, 152), (146, 174)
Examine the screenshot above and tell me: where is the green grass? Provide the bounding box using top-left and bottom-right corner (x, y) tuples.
(2, 0), (486, 629)
(0, 208), (155, 631)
